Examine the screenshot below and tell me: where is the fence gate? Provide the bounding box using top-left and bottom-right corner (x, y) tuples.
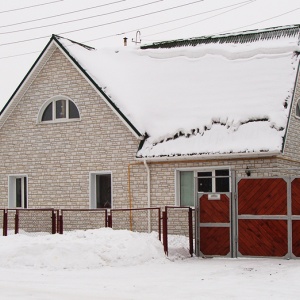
(237, 177), (300, 258)
(196, 192), (232, 257)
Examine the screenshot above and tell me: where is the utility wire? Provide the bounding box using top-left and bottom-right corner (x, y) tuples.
(0, 0), (126, 28)
(0, 0), (204, 46)
(0, 50), (41, 60)
(0, 0), (63, 14)
(0, 0), (163, 35)
(0, 0), (258, 59)
(144, 0), (256, 37)
(217, 7), (300, 34)
(83, 0), (256, 43)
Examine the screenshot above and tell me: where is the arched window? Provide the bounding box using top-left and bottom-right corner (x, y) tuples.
(38, 96), (80, 123)
(296, 99), (300, 118)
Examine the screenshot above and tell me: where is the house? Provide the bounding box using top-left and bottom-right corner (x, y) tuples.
(1, 24), (300, 258)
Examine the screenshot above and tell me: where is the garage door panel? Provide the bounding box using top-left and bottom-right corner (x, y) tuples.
(292, 178), (300, 215)
(238, 179), (287, 215)
(200, 227), (230, 256)
(200, 194), (229, 223)
(238, 219), (287, 257)
(292, 220), (300, 257)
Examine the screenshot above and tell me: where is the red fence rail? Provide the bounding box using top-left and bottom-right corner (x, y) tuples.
(4, 209), (57, 235)
(109, 207), (161, 241)
(59, 209), (107, 234)
(1, 207), (194, 256)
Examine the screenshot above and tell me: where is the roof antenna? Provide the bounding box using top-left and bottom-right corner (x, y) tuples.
(123, 37), (128, 46)
(132, 30), (141, 45)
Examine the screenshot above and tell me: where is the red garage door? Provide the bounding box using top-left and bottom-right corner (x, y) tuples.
(237, 178), (288, 257)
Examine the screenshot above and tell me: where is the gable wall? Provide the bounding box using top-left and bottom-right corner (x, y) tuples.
(281, 61), (300, 170)
(0, 48), (148, 209)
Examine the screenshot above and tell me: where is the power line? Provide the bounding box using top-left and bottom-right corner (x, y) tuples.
(0, 0), (204, 46)
(216, 7), (300, 34)
(0, 0), (164, 35)
(0, 0), (63, 14)
(0, 0), (126, 28)
(0, 50), (41, 60)
(144, 0), (256, 37)
(83, 0), (256, 42)
(0, 0), (260, 59)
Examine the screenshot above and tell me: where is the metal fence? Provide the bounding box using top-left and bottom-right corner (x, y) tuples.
(3, 209), (57, 236)
(59, 209), (107, 234)
(0, 206), (193, 256)
(109, 207), (161, 240)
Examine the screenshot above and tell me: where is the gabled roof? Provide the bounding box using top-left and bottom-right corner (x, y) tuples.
(1, 25), (300, 160)
(0, 35), (142, 138)
(55, 25), (300, 159)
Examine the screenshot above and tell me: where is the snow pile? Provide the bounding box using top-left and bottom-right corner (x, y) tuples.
(0, 228), (170, 270)
(58, 32), (300, 157)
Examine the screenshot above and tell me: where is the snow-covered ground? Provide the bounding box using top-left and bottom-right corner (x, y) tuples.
(0, 228), (299, 299)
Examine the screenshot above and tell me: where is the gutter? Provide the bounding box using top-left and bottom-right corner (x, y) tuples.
(136, 151), (281, 163)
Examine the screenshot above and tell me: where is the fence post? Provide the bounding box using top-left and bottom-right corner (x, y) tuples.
(158, 208), (161, 241)
(188, 207), (193, 257)
(107, 213), (112, 228)
(52, 210), (56, 234)
(3, 210), (7, 236)
(15, 210), (19, 234)
(162, 209), (168, 255)
(59, 214), (63, 234)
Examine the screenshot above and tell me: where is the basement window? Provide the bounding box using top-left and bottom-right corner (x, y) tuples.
(38, 96), (80, 123)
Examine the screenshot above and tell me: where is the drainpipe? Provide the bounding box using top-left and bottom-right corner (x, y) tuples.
(144, 159), (151, 233)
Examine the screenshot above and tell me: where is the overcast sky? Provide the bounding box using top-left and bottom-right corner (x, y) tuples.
(0, 0), (299, 111)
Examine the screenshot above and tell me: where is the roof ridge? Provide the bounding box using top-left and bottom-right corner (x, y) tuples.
(53, 34), (95, 51)
(141, 24), (300, 49)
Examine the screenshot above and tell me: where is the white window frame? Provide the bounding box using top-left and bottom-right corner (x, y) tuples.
(8, 175), (28, 208)
(175, 167), (231, 207)
(89, 171), (113, 209)
(37, 95), (81, 124)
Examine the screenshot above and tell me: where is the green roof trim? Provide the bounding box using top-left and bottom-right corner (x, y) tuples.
(141, 24), (300, 49)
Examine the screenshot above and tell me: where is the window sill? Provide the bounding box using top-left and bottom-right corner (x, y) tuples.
(38, 118), (81, 125)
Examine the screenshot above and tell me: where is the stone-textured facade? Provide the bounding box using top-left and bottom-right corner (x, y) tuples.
(1, 42), (300, 228)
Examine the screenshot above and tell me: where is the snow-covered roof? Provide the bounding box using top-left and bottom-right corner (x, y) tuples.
(56, 25), (300, 159)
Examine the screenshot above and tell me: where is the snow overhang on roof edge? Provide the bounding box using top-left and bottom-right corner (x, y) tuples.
(135, 150), (281, 162)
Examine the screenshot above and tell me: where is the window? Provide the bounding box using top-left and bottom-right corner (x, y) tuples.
(178, 169), (230, 206)
(90, 173), (112, 208)
(38, 96), (80, 123)
(296, 100), (300, 118)
(8, 175), (28, 208)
